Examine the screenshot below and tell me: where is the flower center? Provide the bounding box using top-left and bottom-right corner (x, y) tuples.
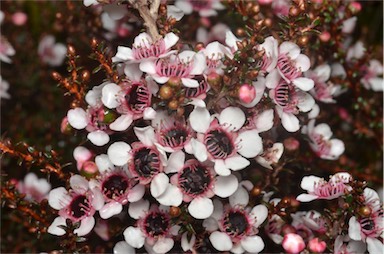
(88, 106), (110, 131)
(204, 128), (234, 159)
(156, 57), (192, 78)
(158, 124), (190, 149)
(274, 82), (298, 114)
(222, 210), (250, 238)
(277, 54), (301, 80)
(124, 83), (151, 114)
(69, 194), (92, 220)
(178, 160), (212, 197)
(133, 39), (165, 60)
(101, 174), (130, 202)
(131, 146), (161, 181)
(143, 211), (170, 238)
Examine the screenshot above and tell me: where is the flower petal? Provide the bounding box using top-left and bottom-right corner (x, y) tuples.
(296, 194), (318, 202)
(70, 174), (89, 194)
(214, 174), (239, 198)
(294, 54), (311, 72)
(209, 231), (233, 251)
(124, 63), (142, 82)
(219, 107), (245, 131)
(87, 131), (110, 146)
(124, 226), (145, 249)
(156, 184), (183, 206)
(134, 126), (155, 147)
(281, 112), (300, 132)
(254, 109), (274, 132)
(279, 42), (300, 59)
(114, 241), (136, 254)
(181, 78), (200, 88)
(188, 197), (214, 219)
(229, 185), (249, 207)
(367, 237), (384, 254)
(348, 216), (362, 241)
(241, 235), (265, 253)
(236, 130), (263, 158)
(164, 32), (179, 49)
(250, 204), (268, 227)
(74, 216), (95, 236)
(292, 77), (314, 91)
(95, 154), (114, 173)
(300, 175), (320, 192)
(181, 232), (196, 252)
(107, 142), (131, 166)
(47, 216), (67, 236)
(67, 108), (87, 129)
(153, 237), (174, 253)
(99, 202), (123, 219)
(190, 138), (208, 162)
(150, 173), (169, 198)
(102, 83), (121, 108)
(109, 114), (133, 131)
(225, 155), (250, 171)
(127, 184), (146, 202)
(128, 199), (150, 219)
(214, 159), (231, 176)
(189, 107), (211, 133)
(48, 187), (69, 210)
(165, 150), (185, 173)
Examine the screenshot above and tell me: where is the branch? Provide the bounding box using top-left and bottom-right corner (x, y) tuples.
(129, 0), (161, 41)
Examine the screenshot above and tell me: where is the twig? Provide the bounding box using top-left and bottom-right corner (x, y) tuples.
(129, 0), (161, 41)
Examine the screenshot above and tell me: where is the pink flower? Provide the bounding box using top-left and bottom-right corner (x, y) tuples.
(12, 12), (27, 26)
(38, 35), (67, 66)
(296, 173), (352, 202)
(360, 59), (383, 92)
(256, 142), (284, 169)
(282, 233), (306, 254)
(16, 172), (51, 202)
(47, 175), (104, 236)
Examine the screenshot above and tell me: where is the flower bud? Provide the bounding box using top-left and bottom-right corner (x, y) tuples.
(60, 117), (73, 134)
(349, 2), (362, 14)
(82, 161), (98, 175)
(319, 31), (331, 42)
(169, 206), (181, 217)
(102, 109), (117, 124)
(168, 99), (179, 110)
(238, 83), (256, 104)
(12, 12), (27, 26)
(308, 238), (326, 253)
(358, 205), (372, 217)
(207, 71), (222, 91)
(159, 85), (174, 100)
(282, 233), (305, 254)
(283, 137), (300, 151)
(167, 76), (181, 88)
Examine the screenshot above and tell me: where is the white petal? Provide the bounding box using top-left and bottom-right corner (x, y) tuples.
(369, 77), (384, 91)
(181, 232), (196, 252)
(188, 197), (214, 219)
(88, 131), (110, 146)
(348, 216), (362, 241)
(225, 155), (250, 171)
(153, 237), (174, 253)
(189, 52), (206, 75)
(70, 174), (89, 194)
(95, 154), (114, 173)
(134, 126), (155, 147)
(166, 5), (184, 21)
(300, 175), (320, 192)
(128, 199), (150, 219)
(48, 187), (69, 210)
(113, 46), (134, 62)
(139, 60), (156, 75)
(74, 216), (95, 236)
(164, 32), (179, 49)
(114, 241), (136, 254)
(91, 188), (104, 210)
(67, 108), (87, 129)
(241, 235), (265, 253)
(127, 184), (146, 202)
(103, 3), (127, 20)
(250, 205), (268, 227)
(367, 237), (384, 254)
(214, 159), (231, 176)
(165, 150), (185, 173)
(229, 186), (249, 207)
(47, 216), (67, 236)
(255, 109), (274, 132)
(279, 42), (300, 59)
(102, 83), (121, 108)
(124, 63), (142, 82)
(209, 231), (233, 251)
(110, 114), (133, 131)
(189, 107), (211, 133)
(100, 202), (123, 219)
(281, 112), (300, 132)
(191, 138), (208, 162)
(296, 194), (318, 202)
(156, 184), (183, 206)
(314, 64), (331, 82)
(294, 54), (311, 72)
(237, 130), (263, 158)
(124, 226), (145, 249)
(181, 78), (200, 88)
(203, 217), (219, 231)
(297, 92), (315, 112)
(219, 107), (245, 131)
(292, 77), (314, 91)
(107, 142), (131, 166)
(314, 123), (333, 139)
(150, 173), (169, 198)
(214, 174), (239, 198)
(143, 107), (156, 120)
(329, 139), (345, 159)
(265, 69), (281, 89)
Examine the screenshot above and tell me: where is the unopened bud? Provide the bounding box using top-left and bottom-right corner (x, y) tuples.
(282, 233), (306, 254)
(60, 117), (72, 134)
(159, 85), (174, 100)
(169, 206), (181, 217)
(238, 83), (256, 104)
(167, 76), (181, 88)
(308, 238), (327, 253)
(12, 12), (27, 26)
(349, 2), (362, 14)
(319, 31), (331, 42)
(283, 137), (300, 151)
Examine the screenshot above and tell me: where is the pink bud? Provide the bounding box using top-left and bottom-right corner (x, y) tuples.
(73, 146), (93, 170)
(308, 238), (327, 253)
(83, 161), (98, 174)
(338, 108), (350, 122)
(200, 17), (211, 27)
(60, 117), (72, 134)
(117, 26), (130, 37)
(283, 137), (300, 151)
(282, 233), (306, 254)
(319, 31), (331, 42)
(349, 2), (362, 13)
(239, 83), (256, 104)
(12, 12), (27, 26)
(258, 0), (273, 4)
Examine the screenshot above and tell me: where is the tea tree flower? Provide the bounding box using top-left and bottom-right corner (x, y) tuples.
(174, 0), (225, 17)
(38, 35), (66, 67)
(16, 172), (51, 202)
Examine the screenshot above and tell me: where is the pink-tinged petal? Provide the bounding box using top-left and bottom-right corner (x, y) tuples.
(73, 146), (92, 169)
(143, 107), (156, 120)
(348, 216), (362, 241)
(164, 32), (179, 49)
(110, 114), (133, 131)
(187, 98), (206, 107)
(240, 78), (266, 108)
(329, 139), (345, 159)
(229, 185), (249, 207)
(113, 46), (134, 62)
(300, 175), (321, 192)
(255, 109), (274, 132)
(225, 30), (240, 52)
(214, 159), (231, 176)
(74, 216), (95, 236)
(114, 241), (136, 254)
(134, 126), (155, 147)
(369, 77), (384, 92)
(294, 54), (311, 72)
(281, 112), (300, 132)
(153, 237), (174, 253)
(124, 226), (145, 249)
(156, 184), (183, 206)
(296, 193), (318, 202)
(219, 107), (245, 131)
(265, 69), (281, 89)
(231, 243), (245, 254)
(188, 197), (214, 219)
(48, 216), (67, 236)
(210, 231), (233, 251)
(241, 235), (265, 253)
(102, 83), (121, 108)
(190, 52), (206, 75)
(314, 123), (333, 139)
(124, 63), (142, 82)
(367, 237), (384, 254)
(139, 60), (157, 75)
(150, 173), (169, 198)
(279, 42), (300, 59)
(342, 16), (357, 34)
(67, 108), (87, 129)
(152, 75), (170, 84)
(236, 129), (263, 158)
(250, 205), (268, 227)
(95, 154), (114, 173)
(165, 150), (185, 173)
(128, 199), (150, 219)
(308, 104), (320, 119)
(314, 64), (331, 82)
(191, 139), (208, 162)
(107, 141), (131, 166)
(146, 76), (159, 95)
(100, 202), (123, 219)
(189, 107), (211, 133)
(70, 175), (89, 194)
(181, 78), (200, 88)
(297, 92), (315, 112)
(48, 187), (70, 210)
(203, 217), (219, 231)
(127, 184), (145, 202)
(174, 0), (193, 14)
(292, 77), (314, 91)
(103, 3), (127, 20)
(225, 155), (250, 171)
(167, 5), (184, 21)
(199, 9), (217, 17)
(181, 232), (196, 252)
(88, 131), (110, 146)
(91, 188), (104, 210)
(214, 174), (239, 198)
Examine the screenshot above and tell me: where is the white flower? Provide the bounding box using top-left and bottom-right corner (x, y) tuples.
(0, 36), (15, 63)
(346, 41), (366, 62)
(174, 0), (225, 17)
(16, 172), (51, 202)
(256, 142), (284, 169)
(360, 59), (383, 92)
(0, 75), (10, 99)
(38, 35), (67, 66)
(258, 36), (279, 74)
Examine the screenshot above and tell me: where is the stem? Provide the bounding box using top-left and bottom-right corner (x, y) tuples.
(129, 0), (161, 41)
